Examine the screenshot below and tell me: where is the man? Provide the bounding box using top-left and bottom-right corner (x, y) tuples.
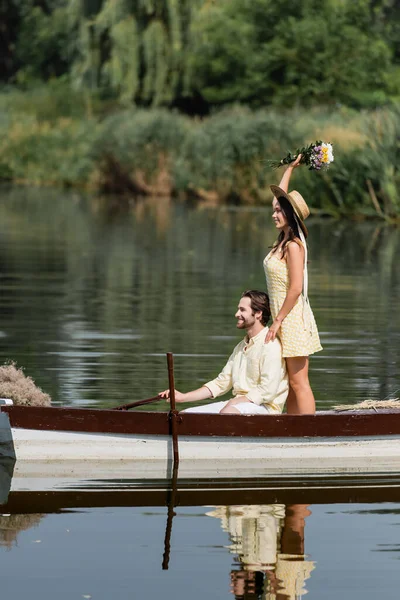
(159, 290), (288, 414)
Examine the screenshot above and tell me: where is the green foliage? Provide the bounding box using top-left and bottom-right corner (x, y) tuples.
(15, 3), (71, 82)
(102, 17), (140, 104)
(0, 115), (98, 186)
(190, 0), (400, 108)
(2, 0), (399, 110)
(292, 106), (400, 218)
(94, 109), (188, 182)
(0, 89), (399, 218)
(0, 80), (103, 121)
(97, 109), (185, 161)
(67, 0), (202, 106)
(174, 107), (295, 199)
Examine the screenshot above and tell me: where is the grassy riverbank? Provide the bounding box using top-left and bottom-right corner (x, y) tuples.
(0, 88), (399, 219)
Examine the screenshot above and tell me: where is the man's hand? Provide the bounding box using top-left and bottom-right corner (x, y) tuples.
(158, 389), (187, 403)
(159, 385), (212, 404)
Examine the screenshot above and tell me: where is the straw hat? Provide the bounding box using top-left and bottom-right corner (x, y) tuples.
(270, 185), (309, 238)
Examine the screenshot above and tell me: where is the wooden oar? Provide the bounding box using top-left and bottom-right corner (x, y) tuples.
(162, 460), (178, 570)
(167, 352), (180, 466)
(113, 396), (163, 410)
(162, 352), (180, 569)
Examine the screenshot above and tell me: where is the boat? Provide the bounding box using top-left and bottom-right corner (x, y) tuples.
(1, 402), (400, 570)
(1, 401), (400, 484)
(0, 351), (399, 483)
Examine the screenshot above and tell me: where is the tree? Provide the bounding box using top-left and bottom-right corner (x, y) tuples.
(67, 0), (205, 105)
(0, 0), (21, 81)
(2, 0), (400, 110)
(190, 0), (400, 108)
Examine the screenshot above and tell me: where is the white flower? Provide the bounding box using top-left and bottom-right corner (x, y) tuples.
(321, 142), (334, 164)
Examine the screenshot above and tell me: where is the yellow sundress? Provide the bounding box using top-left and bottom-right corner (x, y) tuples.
(263, 248), (322, 358)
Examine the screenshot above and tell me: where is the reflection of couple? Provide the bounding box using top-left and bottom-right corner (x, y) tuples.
(207, 504), (314, 600)
(161, 158), (322, 415)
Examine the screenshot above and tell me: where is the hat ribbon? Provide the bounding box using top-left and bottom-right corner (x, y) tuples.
(294, 215), (312, 333)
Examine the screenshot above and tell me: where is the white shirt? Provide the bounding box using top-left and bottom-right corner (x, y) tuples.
(204, 327), (288, 413)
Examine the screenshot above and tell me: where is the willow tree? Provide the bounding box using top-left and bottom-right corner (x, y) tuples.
(67, 0), (205, 105)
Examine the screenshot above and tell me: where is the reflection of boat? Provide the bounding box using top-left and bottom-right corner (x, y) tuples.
(4, 474), (400, 513)
(2, 404), (400, 480)
(207, 504), (315, 599)
(0, 475), (399, 582)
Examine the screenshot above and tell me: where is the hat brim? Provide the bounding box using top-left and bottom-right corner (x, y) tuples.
(270, 185), (308, 238)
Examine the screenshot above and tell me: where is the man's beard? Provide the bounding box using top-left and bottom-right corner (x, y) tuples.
(236, 318), (254, 329)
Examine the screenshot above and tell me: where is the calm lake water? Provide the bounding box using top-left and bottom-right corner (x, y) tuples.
(0, 186), (398, 408)
(1, 498), (400, 599)
(0, 186), (399, 599)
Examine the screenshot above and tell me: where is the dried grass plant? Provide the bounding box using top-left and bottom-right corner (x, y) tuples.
(0, 363), (51, 407)
(334, 399), (400, 412)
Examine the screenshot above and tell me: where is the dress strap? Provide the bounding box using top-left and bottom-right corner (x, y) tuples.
(294, 215), (312, 332)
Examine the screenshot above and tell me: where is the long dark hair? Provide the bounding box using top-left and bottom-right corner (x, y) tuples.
(272, 196), (303, 258)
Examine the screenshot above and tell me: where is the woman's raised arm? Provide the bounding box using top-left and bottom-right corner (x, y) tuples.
(276, 154), (302, 193)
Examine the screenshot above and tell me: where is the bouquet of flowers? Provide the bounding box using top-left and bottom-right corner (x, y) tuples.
(269, 141), (334, 170)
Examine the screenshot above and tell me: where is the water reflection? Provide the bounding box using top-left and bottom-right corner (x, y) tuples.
(207, 504), (314, 599)
(1, 488), (400, 598)
(0, 514), (44, 549)
(0, 186), (398, 408)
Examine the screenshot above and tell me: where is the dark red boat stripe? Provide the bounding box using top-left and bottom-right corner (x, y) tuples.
(2, 406), (400, 438)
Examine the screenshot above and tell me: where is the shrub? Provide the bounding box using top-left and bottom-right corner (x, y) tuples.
(93, 109), (189, 194)
(0, 117), (98, 187)
(0, 363), (51, 407)
(0, 90), (399, 218)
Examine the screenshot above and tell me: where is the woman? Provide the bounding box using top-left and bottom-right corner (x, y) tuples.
(264, 154), (322, 414)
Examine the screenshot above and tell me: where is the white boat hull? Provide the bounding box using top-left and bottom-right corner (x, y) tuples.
(9, 427), (400, 489)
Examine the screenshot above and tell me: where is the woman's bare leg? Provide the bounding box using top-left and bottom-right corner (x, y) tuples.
(285, 357), (316, 414)
(281, 504), (312, 555)
(285, 386), (297, 414)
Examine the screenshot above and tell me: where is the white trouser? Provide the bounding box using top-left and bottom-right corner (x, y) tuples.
(182, 400), (274, 415)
